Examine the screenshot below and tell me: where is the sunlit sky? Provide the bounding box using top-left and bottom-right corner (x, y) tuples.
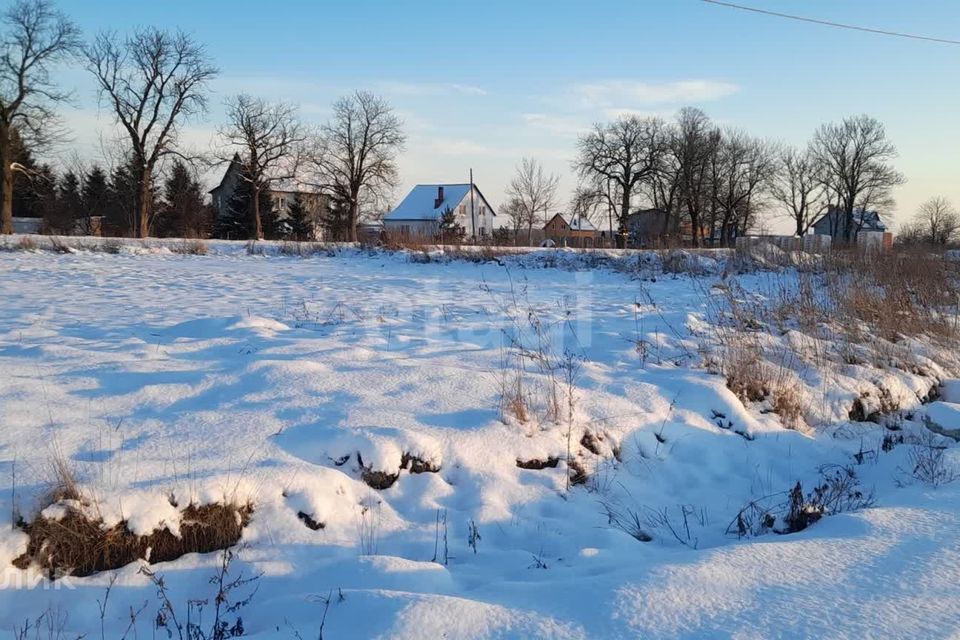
(52, 0), (960, 228)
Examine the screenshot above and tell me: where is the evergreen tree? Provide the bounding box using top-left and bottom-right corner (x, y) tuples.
(105, 161), (137, 236)
(51, 171), (82, 233)
(105, 157), (159, 236)
(213, 177), (274, 240)
(320, 197), (351, 241)
(286, 193), (313, 240)
(81, 165), (109, 234)
(159, 160), (208, 238)
(439, 206), (465, 244)
(9, 128), (39, 218)
(30, 164), (59, 232)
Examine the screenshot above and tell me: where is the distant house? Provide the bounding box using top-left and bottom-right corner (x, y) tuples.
(209, 154), (328, 238)
(383, 183), (496, 239)
(543, 213), (599, 247)
(811, 206), (892, 248)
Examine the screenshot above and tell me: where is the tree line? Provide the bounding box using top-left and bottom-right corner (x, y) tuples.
(0, 0), (405, 242)
(503, 107), (919, 248)
(0, 0), (951, 247)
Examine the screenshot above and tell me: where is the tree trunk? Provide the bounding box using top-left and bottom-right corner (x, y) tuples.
(0, 121), (12, 235)
(136, 165), (152, 238)
(526, 222), (533, 246)
(348, 197), (359, 243)
(690, 207), (701, 248)
(618, 185), (630, 249)
(252, 184), (263, 240)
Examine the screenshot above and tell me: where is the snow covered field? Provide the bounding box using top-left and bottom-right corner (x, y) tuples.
(1, 245), (959, 638)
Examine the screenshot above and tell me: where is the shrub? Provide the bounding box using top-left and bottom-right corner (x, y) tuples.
(907, 430), (957, 486)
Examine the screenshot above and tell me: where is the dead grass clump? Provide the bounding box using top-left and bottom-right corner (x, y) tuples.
(908, 430), (958, 486)
(360, 468), (399, 490)
(580, 431), (604, 455)
(171, 239), (208, 255)
(400, 452), (441, 474)
(13, 502), (252, 578)
(568, 459), (589, 486)
(771, 384), (805, 430)
(297, 511), (325, 531)
(381, 231), (435, 252)
(516, 456), (559, 470)
(46, 450), (81, 504)
(727, 465), (873, 538)
(279, 240), (324, 257)
(724, 343), (770, 403)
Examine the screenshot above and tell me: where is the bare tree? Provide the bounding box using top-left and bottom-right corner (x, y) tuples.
(0, 0), (80, 234)
(307, 91), (404, 242)
(498, 196), (527, 245)
(711, 129), (777, 244)
(506, 157), (559, 246)
(810, 114), (905, 242)
(86, 28), (217, 238)
(908, 196), (960, 246)
(770, 145), (825, 237)
(216, 95), (305, 239)
(574, 115), (668, 247)
(672, 108), (720, 247)
(569, 185), (605, 229)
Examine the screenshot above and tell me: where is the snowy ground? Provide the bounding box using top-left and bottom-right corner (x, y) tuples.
(1, 245), (959, 638)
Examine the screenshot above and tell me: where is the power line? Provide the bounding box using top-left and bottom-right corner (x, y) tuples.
(700, 0), (960, 45)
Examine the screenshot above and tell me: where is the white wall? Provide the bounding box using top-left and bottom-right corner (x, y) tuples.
(449, 186), (496, 238)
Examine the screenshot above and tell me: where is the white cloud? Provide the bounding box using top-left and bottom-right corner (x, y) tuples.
(571, 79), (739, 108)
(377, 81), (488, 97)
(423, 137), (509, 158)
(521, 113), (589, 138)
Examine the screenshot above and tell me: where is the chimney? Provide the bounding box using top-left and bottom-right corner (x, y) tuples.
(434, 186), (444, 209)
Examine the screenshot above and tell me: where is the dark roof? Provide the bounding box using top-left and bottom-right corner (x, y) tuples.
(811, 208), (888, 232)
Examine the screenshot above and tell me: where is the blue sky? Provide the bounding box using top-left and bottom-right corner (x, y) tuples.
(56, 0), (960, 227)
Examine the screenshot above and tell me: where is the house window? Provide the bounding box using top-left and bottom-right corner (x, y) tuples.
(480, 227), (487, 237)
(276, 196), (286, 211)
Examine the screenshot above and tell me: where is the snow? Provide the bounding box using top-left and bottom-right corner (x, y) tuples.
(1, 244), (959, 638)
(384, 183), (476, 221)
(556, 213), (598, 232)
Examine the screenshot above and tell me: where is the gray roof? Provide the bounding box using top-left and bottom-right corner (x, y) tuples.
(813, 208), (888, 232)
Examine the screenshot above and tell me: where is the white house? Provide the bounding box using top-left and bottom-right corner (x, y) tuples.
(383, 184), (496, 239)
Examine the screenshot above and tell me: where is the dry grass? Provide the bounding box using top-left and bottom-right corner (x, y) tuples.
(724, 341), (769, 403)
(46, 448), (81, 505)
(171, 239), (208, 255)
(715, 247), (960, 428)
(821, 249), (960, 342)
(13, 501), (253, 578)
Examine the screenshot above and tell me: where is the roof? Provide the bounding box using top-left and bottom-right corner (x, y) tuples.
(384, 184), (495, 221)
(546, 212), (598, 232)
(210, 153), (321, 196)
(812, 208), (888, 232)
(385, 184), (471, 221)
